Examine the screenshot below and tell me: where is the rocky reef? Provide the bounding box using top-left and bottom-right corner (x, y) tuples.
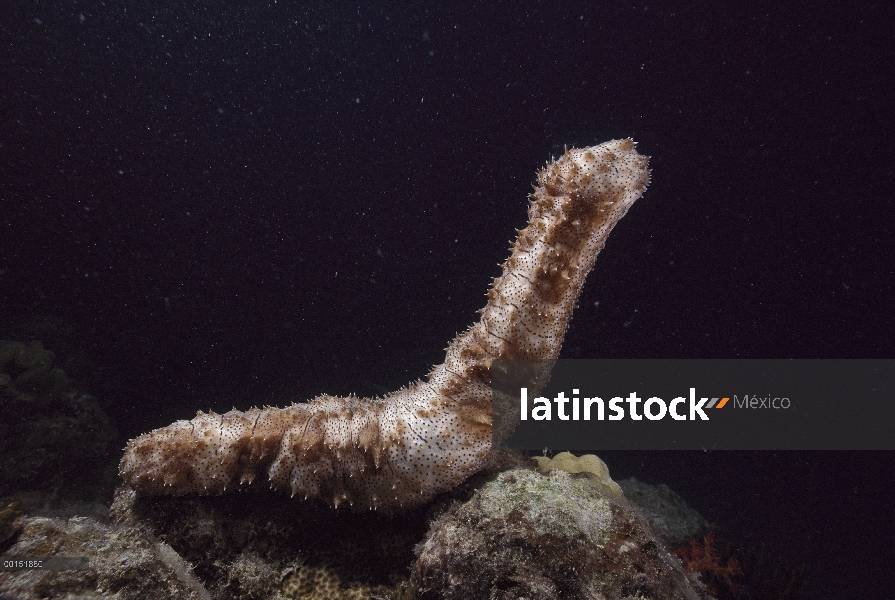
(2, 449), (715, 599)
(0, 339), (118, 499)
(413, 466), (703, 600)
(0, 512), (212, 599)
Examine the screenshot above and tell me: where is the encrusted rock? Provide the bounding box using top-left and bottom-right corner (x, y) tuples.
(412, 468), (704, 600)
(110, 485), (425, 600)
(0, 514), (211, 600)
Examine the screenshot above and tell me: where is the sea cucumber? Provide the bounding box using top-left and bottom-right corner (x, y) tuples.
(119, 139), (650, 511)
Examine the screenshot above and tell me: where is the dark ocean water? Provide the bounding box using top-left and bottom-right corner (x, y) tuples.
(2, 1), (893, 598)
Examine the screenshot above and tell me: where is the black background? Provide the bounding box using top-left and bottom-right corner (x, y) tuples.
(2, 1), (893, 597)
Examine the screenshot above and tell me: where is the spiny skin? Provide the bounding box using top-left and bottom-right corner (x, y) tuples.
(119, 139), (650, 511)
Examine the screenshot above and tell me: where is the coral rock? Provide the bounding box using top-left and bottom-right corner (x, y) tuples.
(0, 514), (211, 600)
(412, 468), (704, 600)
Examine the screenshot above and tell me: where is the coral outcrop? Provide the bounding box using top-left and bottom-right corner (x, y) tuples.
(411, 467), (704, 600)
(0, 339), (117, 497)
(120, 140), (650, 511)
(108, 485), (428, 600)
(0, 514), (212, 600)
(1, 450), (723, 599)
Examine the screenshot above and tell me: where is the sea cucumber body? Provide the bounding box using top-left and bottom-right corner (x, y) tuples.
(119, 139), (650, 510)
(121, 384), (489, 510)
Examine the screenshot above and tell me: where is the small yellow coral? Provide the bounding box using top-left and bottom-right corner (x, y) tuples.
(533, 452), (624, 499)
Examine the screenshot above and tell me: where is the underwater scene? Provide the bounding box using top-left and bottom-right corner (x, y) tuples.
(2, 1), (893, 599)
